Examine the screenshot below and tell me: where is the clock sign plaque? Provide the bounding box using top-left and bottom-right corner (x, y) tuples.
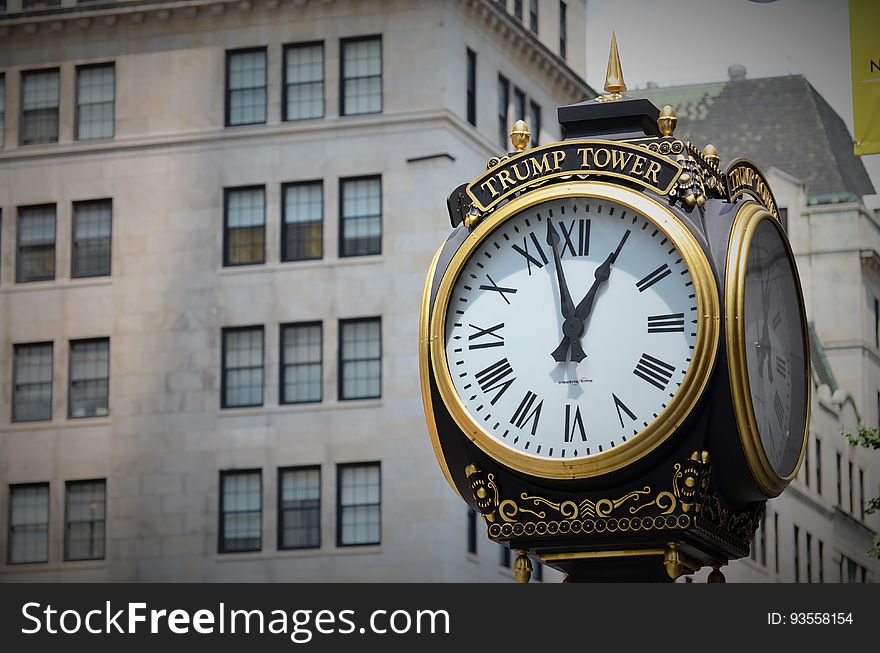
(420, 37), (809, 582)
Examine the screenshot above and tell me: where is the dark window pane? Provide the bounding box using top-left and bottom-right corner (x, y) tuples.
(17, 205), (56, 282)
(222, 327), (263, 408)
(220, 471), (261, 552)
(283, 182), (323, 261)
(69, 338), (110, 418)
(338, 463), (380, 546)
(72, 200), (112, 278)
(340, 177), (381, 257)
(340, 318), (381, 400)
(281, 323), (322, 404)
(65, 480), (106, 561)
(279, 467), (320, 549)
(21, 69), (59, 145)
(224, 188), (265, 266)
(9, 484), (49, 564)
(13, 343), (53, 422)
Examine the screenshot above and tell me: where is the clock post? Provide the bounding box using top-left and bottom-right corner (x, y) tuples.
(421, 35), (810, 582)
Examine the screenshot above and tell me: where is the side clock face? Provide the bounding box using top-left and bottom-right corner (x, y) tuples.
(430, 183), (719, 479)
(728, 206), (809, 492)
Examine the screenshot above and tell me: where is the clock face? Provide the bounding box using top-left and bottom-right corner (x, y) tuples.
(742, 218), (808, 478)
(434, 185), (718, 477)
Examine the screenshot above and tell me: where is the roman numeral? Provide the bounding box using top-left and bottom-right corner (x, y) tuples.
(612, 393), (637, 429)
(478, 274), (517, 304)
(510, 390), (543, 436)
(633, 353), (675, 390)
(636, 263), (672, 292)
(564, 404), (587, 442)
(558, 219), (590, 257)
(474, 358), (516, 405)
(775, 355), (787, 379)
(468, 322), (505, 350)
(511, 232), (548, 275)
(647, 313), (685, 333)
(773, 391), (785, 428)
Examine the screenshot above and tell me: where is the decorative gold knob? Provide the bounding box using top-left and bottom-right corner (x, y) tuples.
(658, 105), (677, 137)
(702, 143), (720, 167)
(707, 563), (726, 583)
(513, 550), (533, 583)
(510, 120), (531, 152)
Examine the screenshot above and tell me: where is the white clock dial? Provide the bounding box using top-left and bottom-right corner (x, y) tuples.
(742, 218), (808, 477)
(443, 195), (699, 461)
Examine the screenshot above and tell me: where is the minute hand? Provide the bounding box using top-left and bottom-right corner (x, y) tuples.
(551, 230), (630, 362)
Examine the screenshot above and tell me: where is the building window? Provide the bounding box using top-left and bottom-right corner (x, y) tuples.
(65, 479), (106, 561)
(339, 317), (381, 400)
(69, 338), (110, 418)
(21, 68), (59, 145)
(875, 298), (879, 348)
(280, 322), (322, 404)
(76, 63), (114, 140)
(513, 87), (526, 124)
(793, 524), (800, 582)
(773, 511), (779, 573)
(530, 100), (541, 146)
(466, 48), (477, 127)
(815, 438), (822, 495)
(818, 539), (824, 583)
(226, 48), (266, 126)
(529, 0), (538, 33)
(0, 74), (5, 148)
(282, 181), (323, 262)
(23, 0), (62, 6)
(513, 0), (522, 21)
(779, 207), (788, 232)
(759, 511), (766, 566)
(278, 466), (321, 550)
(8, 483), (49, 564)
(848, 461), (854, 513)
(836, 452), (842, 506)
(219, 470), (262, 553)
(339, 176), (381, 257)
(803, 437), (810, 487)
(221, 326), (264, 408)
(499, 544), (510, 568)
(859, 467), (865, 520)
(340, 36), (382, 116)
(72, 199), (112, 278)
(467, 508), (477, 554)
(284, 42), (324, 121)
(805, 531), (812, 583)
(13, 343), (53, 422)
(17, 204), (56, 283)
(223, 186), (265, 266)
(559, 1), (567, 59)
(498, 74), (509, 149)
(337, 462), (381, 546)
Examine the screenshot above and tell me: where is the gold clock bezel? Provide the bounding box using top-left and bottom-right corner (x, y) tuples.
(725, 202), (811, 497)
(428, 181), (721, 480)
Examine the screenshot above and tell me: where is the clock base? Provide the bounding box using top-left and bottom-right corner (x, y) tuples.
(541, 543), (700, 583)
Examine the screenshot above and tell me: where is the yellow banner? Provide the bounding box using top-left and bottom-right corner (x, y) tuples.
(850, 0), (880, 155)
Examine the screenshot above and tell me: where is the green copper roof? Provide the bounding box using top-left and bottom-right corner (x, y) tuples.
(630, 76), (874, 201)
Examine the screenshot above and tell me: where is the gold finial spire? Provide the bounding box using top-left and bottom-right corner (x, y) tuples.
(596, 31), (626, 102)
(510, 119), (531, 151)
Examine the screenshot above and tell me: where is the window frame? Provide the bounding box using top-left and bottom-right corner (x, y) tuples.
(339, 35), (383, 117)
(338, 175), (382, 258)
(75, 62), (115, 141)
(71, 198), (113, 279)
(63, 478), (106, 562)
(220, 325), (265, 409)
(16, 203), (56, 283)
(225, 47), (268, 128)
(12, 341), (54, 423)
(281, 179), (324, 263)
(277, 465), (322, 551)
(279, 320), (323, 405)
(20, 67), (60, 146)
(529, 0), (538, 34)
(336, 461), (382, 547)
(466, 48), (477, 127)
(338, 316), (382, 401)
(67, 337), (110, 419)
(218, 469), (263, 554)
(223, 185), (266, 267)
(7, 482), (50, 565)
(529, 100), (542, 147)
(282, 41), (325, 122)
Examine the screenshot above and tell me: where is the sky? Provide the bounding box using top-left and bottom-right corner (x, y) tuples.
(583, 0), (880, 194)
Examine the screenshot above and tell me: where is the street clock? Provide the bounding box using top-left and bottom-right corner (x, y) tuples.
(420, 36), (809, 582)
